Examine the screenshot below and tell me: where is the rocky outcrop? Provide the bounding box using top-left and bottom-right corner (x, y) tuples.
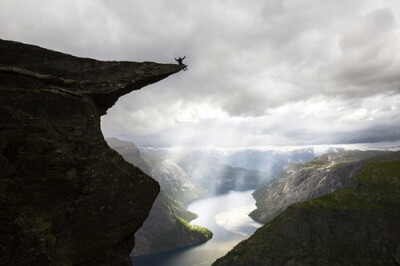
(214, 151), (400, 266)
(107, 138), (212, 256)
(250, 150), (383, 223)
(0, 39), (183, 265)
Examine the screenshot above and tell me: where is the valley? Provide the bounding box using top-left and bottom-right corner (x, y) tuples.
(106, 138), (369, 265)
(133, 190), (261, 266)
(107, 137), (400, 266)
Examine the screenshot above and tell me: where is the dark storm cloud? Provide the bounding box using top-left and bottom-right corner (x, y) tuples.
(1, 0), (400, 147)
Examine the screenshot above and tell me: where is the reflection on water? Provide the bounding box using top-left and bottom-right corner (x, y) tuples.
(132, 190), (262, 266)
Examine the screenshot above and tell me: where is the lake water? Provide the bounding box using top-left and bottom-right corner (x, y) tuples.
(132, 190), (262, 266)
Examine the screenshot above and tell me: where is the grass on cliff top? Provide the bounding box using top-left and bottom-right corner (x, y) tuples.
(301, 158), (400, 215)
(176, 216), (213, 240)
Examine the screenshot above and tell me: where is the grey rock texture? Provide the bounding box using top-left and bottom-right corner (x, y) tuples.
(0, 39), (183, 265)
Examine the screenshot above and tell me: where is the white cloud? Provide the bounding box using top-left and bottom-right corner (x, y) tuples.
(101, 93), (400, 147)
(1, 0), (400, 147)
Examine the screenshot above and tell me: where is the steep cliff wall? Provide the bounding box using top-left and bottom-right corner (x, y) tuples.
(0, 39), (184, 265)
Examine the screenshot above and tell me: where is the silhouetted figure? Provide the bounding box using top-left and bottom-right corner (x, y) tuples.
(175, 56), (188, 71)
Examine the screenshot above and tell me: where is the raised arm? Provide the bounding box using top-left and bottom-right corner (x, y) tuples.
(182, 56), (186, 60)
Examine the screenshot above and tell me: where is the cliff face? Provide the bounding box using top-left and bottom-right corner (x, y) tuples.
(0, 39), (183, 265)
(250, 150), (383, 223)
(214, 152), (400, 266)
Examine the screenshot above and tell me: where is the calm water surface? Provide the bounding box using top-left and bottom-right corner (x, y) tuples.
(132, 190), (262, 266)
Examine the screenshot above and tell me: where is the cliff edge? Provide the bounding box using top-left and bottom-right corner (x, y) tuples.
(0, 39), (184, 265)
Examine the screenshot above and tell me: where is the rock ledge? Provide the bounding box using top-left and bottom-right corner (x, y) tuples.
(0, 39), (183, 265)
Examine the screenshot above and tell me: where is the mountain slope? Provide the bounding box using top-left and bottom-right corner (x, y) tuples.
(132, 192), (212, 255)
(107, 138), (212, 255)
(214, 151), (400, 265)
(250, 150), (383, 223)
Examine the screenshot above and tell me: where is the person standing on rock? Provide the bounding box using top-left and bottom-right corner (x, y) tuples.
(175, 56), (188, 71)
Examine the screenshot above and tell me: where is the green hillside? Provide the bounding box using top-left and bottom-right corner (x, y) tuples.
(214, 152), (400, 266)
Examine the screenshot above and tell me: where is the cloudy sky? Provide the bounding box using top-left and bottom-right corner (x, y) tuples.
(2, 0), (400, 148)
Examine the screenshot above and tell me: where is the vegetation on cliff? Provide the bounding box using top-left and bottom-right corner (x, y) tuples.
(213, 151), (400, 265)
(176, 217), (213, 239)
(250, 150), (383, 223)
(107, 138), (212, 256)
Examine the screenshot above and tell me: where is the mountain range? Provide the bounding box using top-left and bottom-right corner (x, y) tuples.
(108, 139), (347, 256)
(214, 151), (400, 265)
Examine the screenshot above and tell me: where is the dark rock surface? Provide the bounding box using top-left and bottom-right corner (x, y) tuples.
(0, 39), (183, 265)
(214, 152), (400, 266)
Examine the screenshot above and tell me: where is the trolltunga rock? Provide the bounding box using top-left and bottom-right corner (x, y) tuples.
(0, 39), (184, 265)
